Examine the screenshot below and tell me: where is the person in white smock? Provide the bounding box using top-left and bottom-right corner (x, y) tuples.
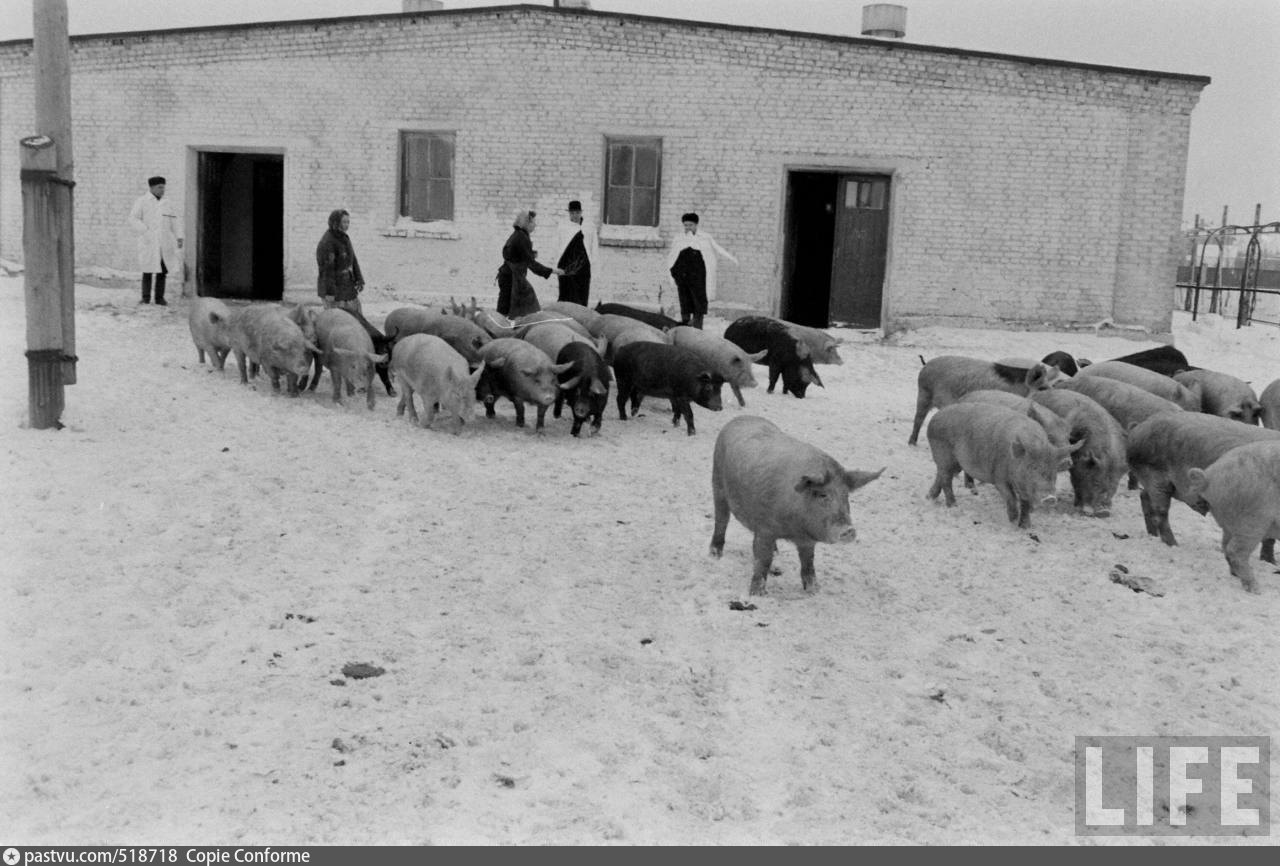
(128, 175), (182, 305)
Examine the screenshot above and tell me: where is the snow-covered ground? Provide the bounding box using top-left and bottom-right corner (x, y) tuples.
(1, 274), (1276, 844)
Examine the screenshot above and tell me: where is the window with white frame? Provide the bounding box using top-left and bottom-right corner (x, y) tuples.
(604, 137), (661, 227)
(399, 131), (455, 222)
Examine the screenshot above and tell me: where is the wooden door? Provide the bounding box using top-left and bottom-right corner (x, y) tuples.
(829, 174), (889, 327)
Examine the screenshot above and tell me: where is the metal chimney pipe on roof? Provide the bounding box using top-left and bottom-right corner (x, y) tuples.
(861, 4), (906, 39)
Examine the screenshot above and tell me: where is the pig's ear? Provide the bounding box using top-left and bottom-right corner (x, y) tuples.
(748, 349), (768, 362)
(845, 467), (885, 491)
(550, 361), (576, 375)
(368, 352), (388, 364)
(485, 355), (508, 370)
(559, 374), (582, 390)
(1186, 467), (1208, 497)
(589, 379), (607, 397)
(467, 361), (487, 386)
(794, 471), (833, 493)
(304, 340), (321, 354)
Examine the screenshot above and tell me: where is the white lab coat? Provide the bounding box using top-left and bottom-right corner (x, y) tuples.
(129, 192), (181, 274)
(556, 218), (599, 273)
(665, 229), (737, 302)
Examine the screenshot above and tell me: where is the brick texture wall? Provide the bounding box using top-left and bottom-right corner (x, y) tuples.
(0, 5), (1205, 332)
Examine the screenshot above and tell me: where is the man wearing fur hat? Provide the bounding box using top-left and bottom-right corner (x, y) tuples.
(128, 175), (182, 305)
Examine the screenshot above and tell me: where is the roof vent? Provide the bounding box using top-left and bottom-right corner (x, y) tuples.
(403, 0), (443, 12)
(861, 4), (906, 39)
(555, 0), (593, 8)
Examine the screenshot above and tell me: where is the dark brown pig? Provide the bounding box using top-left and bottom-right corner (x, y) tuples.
(1185, 441), (1280, 593)
(475, 338), (576, 430)
(1173, 368), (1263, 425)
(542, 300), (604, 335)
(925, 403), (1081, 529)
(710, 415), (884, 595)
(613, 342), (724, 436)
(1125, 412), (1280, 548)
(594, 301), (682, 332)
(311, 308), (388, 410)
(553, 341), (611, 437)
(907, 355), (1063, 446)
(723, 316), (823, 398)
(1030, 388), (1129, 517)
(1076, 360), (1201, 410)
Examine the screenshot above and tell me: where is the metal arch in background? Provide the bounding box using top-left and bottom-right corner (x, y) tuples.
(1180, 221), (1280, 327)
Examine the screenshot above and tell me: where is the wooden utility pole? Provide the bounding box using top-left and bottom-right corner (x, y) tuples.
(22, 0), (76, 429)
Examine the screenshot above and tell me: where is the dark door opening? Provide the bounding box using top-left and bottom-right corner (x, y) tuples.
(781, 172), (838, 327)
(197, 151), (284, 300)
(782, 170), (890, 329)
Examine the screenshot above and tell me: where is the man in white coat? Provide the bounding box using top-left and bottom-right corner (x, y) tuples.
(665, 212), (737, 329)
(129, 175), (182, 305)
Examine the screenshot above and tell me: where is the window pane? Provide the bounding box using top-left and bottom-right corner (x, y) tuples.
(868, 179), (886, 209)
(633, 188), (657, 226)
(428, 135), (453, 179)
(427, 179), (453, 221)
(634, 145), (659, 188)
(609, 145), (633, 187)
(606, 190), (631, 225)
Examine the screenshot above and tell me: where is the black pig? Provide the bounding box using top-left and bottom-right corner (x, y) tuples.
(613, 342), (724, 436)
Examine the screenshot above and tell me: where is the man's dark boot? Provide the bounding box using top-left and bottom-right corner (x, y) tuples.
(140, 275), (151, 304)
(691, 313), (704, 329)
(154, 275), (167, 306)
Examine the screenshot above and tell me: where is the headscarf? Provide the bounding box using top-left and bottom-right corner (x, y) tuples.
(327, 208), (350, 234)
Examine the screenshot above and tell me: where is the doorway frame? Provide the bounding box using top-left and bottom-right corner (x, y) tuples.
(183, 143), (287, 299)
(775, 160), (900, 330)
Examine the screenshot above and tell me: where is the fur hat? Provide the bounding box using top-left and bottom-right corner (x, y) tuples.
(680, 212), (699, 224)
(147, 175), (166, 187)
(568, 200), (582, 212)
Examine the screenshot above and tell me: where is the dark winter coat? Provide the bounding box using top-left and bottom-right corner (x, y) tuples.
(497, 227), (552, 317)
(316, 210), (364, 302)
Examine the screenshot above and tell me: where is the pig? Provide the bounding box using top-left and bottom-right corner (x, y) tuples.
(1058, 374), (1185, 432)
(1173, 368), (1263, 425)
(594, 301), (682, 332)
(958, 390), (1072, 449)
(1030, 388), (1129, 517)
(1041, 350), (1083, 377)
(542, 300), (604, 335)
(710, 414), (884, 595)
(385, 306), (492, 366)
(669, 325), (767, 407)
(475, 338), (576, 430)
(345, 308), (397, 396)
(782, 321), (844, 365)
(589, 313), (668, 347)
(1125, 411), (1280, 548)
(723, 315), (824, 399)
(907, 355), (1063, 446)
(227, 304), (319, 397)
(608, 327), (667, 362)
(513, 311), (594, 340)
(310, 308), (388, 410)
(925, 402), (1081, 529)
(521, 321), (598, 365)
(187, 296), (234, 370)
(612, 342), (725, 436)
(1107, 344), (1194, 377)
(1262, 378), (1280, 430)
(1076, 360), (1201, 410)
(390, 333), (485, 432)
(553, 341), (612, 437)
(1184, 440), (1280, 593)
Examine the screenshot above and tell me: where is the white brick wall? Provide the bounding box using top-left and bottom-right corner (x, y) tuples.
(0, 6), (1205, 331)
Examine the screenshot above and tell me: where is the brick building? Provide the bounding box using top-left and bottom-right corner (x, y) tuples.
(0, 3), (1208, 332)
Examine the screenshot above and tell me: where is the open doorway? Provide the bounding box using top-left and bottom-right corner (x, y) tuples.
(196, 151), (284, 300)
(781, 170), (890, 328)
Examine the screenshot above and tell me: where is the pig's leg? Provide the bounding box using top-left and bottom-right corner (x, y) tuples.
(513, 399), (526, 427)
(1221, 529), (1260, 593)
(197, 347), (207, 365)
(1017, 497), (1034, 529)
(284, 372), (300, 398)
(1137, 488), (1161, 539)
(305, 354), (321, 392)
(1260, 537), (1275, 564)
(907, 387), (931, 446)
(269, 367), (282, 392)
(235, 349), (249, 384)
(766, 364), (781, 394)
(709, 475), (730, 558)
(797, 543), (818, 592)
(995, 483), (1021, 525)
(215, 348), (230, 371)
(377, 365), (395, 397)
(927, 448), (959, 506)
(421, 397), (436, 429)
(731, 383), (745, 407)
(331, 370), (343, 404)
(554, 390), (565, 419)
(535, 404), (548, 431)
(749, 533), (776, 596)
(365, 375), (376, 411)
(616, 387), (629, 420)
(1144, 483), (1176, 545)
(670, 399), (681, 427)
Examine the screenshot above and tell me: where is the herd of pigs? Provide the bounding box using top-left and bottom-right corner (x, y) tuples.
(185, 294), (1280, 597)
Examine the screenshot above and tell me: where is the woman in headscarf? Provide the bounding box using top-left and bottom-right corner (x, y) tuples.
(496, 210), (562, 318)
(316, 208), (365, 313)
